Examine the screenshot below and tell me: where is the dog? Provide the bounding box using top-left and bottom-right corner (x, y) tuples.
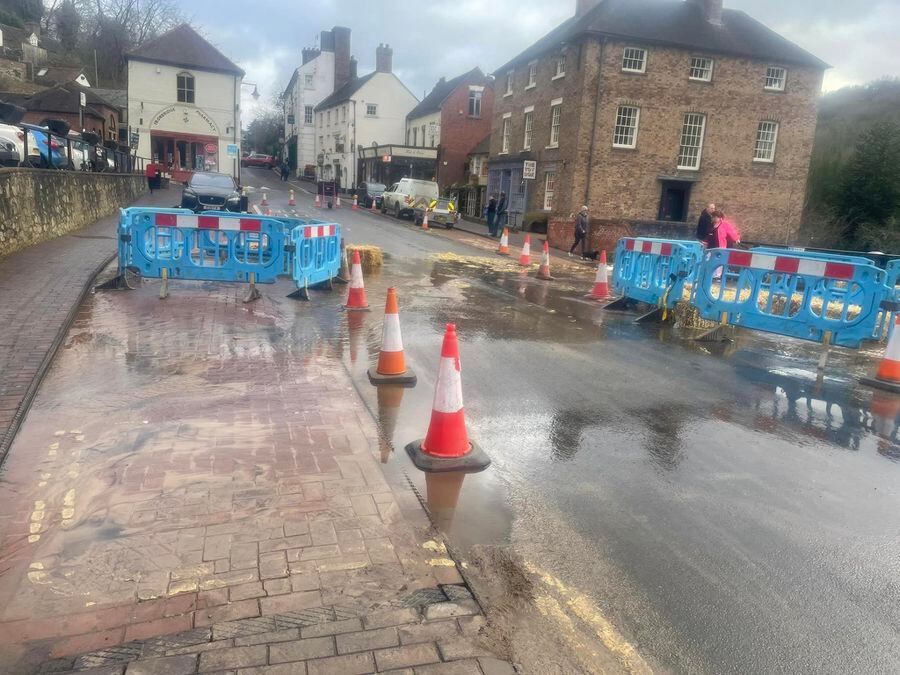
(580, 250), (600, 261)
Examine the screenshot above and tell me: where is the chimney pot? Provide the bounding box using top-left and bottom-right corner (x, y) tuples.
(375, 43), (393, 74)
(687, 0), (723, 25)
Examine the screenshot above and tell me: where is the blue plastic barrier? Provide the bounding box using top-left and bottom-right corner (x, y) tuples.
(691, 248), (888, 348)
(612, 237), (704, 308)
(290, 222), (341, 295)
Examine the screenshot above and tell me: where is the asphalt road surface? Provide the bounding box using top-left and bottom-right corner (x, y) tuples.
(244, 169), (900, 674)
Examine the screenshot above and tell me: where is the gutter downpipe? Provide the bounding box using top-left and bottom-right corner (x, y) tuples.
(583, 37), (605, 207)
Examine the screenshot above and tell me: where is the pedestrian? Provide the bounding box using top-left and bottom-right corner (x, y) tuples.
(280, 160), (290, 182)
(486, 193), (498, 237)
(495, 191), (507, 235)
(145, 161), (158, 193)
(696, 202), (716, 242)
(705, 210), (741, 249)
(569, 205), (589, 257)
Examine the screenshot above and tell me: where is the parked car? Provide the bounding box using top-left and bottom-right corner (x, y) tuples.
(0, 130), (18, 166)
(357, 182), (385, 209)
(241, 152), (275, 169)
(380, 178), (440, 219)
(0, 123), (66, 168)
(180, 171), (243, 212)
(413, 197), (459, 229)
(301, 164), (316, 180)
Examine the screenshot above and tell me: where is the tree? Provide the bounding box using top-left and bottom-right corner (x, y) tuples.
(0, 0), (42, 23)
(55, 0), (81, 53)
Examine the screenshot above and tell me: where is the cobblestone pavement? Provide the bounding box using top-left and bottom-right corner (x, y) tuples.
(0, 187), (178, 461)
(0, 266), (512, 673)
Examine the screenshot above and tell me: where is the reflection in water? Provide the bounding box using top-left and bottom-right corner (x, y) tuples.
(375, 385), (405, 463)
(346, 310), (366, 364)
(549, 409), (600, 462)
(633, 405), (689, 470)
(425, 470), (466, 531)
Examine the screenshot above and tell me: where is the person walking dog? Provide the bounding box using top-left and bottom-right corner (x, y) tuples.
(569, 206), (589, 257)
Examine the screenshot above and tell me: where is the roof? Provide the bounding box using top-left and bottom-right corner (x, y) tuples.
(494, 0), (828, 73)
(91, 88), (127, 109)
(315, 72), (378, 111)
(407, 67), (483, 120)
(34, 66), (86, 86)
(12, 83), (115, 116)
(469, 133), (491, 156)
(127, 24), (244, 76)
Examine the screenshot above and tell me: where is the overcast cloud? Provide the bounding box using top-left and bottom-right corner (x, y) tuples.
(183, 0), (899, 121)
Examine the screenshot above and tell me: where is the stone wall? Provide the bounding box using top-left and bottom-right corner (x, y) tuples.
(548, 216), (693, 258)
(0, 168), (147, 258)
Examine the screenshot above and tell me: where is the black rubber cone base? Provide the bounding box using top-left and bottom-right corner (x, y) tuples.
(860, 376), (900, 394)
(405, 439), (491, 474)
(367, 367), (417, 386)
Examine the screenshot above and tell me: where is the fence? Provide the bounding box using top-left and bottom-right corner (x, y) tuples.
(612, 237), (704, 309)
(291, 223), (342, 299)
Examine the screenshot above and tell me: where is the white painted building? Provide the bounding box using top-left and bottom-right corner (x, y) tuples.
(126, 24), (244, 179)
(314, 44), (417, 189)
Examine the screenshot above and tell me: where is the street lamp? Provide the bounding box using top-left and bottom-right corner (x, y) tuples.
(242, 82), (261, 101)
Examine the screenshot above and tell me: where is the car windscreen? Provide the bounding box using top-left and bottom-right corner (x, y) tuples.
(368, 183), (386, 192)
(190, 174), (235, 190)
(435, 199), (453, 209)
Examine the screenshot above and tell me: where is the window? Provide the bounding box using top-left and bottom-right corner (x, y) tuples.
(501, 115), (511, 154)
(765, 66), (786, 91)
(754, 121), (779, 162)
(471, 156), (480, 176)
(318, 135), (323, 149)
(342, 106), (347, 122)
(406, 128), (411, 145)
(327, 111), (331, 125)
(549, 99), (562, 147)
(689, 57), (713, 82)
(366, 103), (377, 116)
(305, 73), (314, 88)
(613, 105), (639, 148)
(677, 113), (706, 170)
(505, 70), (513, 95)
(412, 127), (418, 145)
(468, 89), (482, 117)
(318, 113), (323, 127)
(543, 172), (556, 210)
(554, 54), (566, 78)
(481, 159), (488, 177)
(523, 108), (534, 150)
(176, 72), (195, 103)
(304, 105), (313, 125)
(622, 47), (647, 73)
(421, 124), (426, 147)
(527, 61), (537, 88)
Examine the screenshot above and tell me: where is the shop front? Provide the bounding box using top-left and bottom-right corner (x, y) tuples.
(359, 145), (438, 190)
(150, 131), (220, 182)
(487, 158), (529, 229)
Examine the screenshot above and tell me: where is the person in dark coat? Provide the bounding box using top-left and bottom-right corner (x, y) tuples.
(495, 191), (507, 234)
(569, 205), (589, 257)
(696, 202), (716, 242)
(280, 160), (290, 181)
(486, 193), (498, 236)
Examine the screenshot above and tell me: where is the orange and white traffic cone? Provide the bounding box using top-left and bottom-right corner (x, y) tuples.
(352, 195), (359, 210)
(405, 324), (490, 472)
(497, 228), (509, 255)
(536, 240), (554, 280)
(288, 189), (296, 206)
(368, 288), (417, 386)
(370, 198), (378, 213)
(862, 315), (900, 392)
(344, 250), (370, 311)
(587, 250), (611, 299)
(422, 210), (430, 231)
(336, 194), (342, 208)
(518, 234), (532, 266)
(260, 189), (269, 207)
(315, 193), (321, 209)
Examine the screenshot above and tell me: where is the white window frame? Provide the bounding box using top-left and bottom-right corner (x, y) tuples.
(753, 121), (779, 163)
(526, 61), (537, 89)
(505, 70), (513, 96)
(689, 56), (713, 82)
(304, 73), (314, 89)
(412, 127), (418, 146)
(523, 106), (534, 150)
(622, 47), (647, 74)
(304, 105), (313, 125)
(468, 88), (483, 117)
(677, 112), (706, 170)
(764, 66), (787, 91)
(327, 110), (331, 125)
(548, 98), (562, 148)
(366, 103), (378, 117)
(613, 105), (640, 149)
(553, 54), (566, 79)
(501, 113), (511, 154)
(543, 171), (556, 211)
(342, 106), (347, 122)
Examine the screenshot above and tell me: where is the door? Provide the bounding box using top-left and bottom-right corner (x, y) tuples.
(658, 182), (691, 222)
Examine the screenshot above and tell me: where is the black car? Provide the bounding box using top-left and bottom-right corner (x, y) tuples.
(181, 172), (244, 212)
(357, 182), (385, 209)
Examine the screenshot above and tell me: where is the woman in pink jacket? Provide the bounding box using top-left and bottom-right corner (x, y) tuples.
(704, 210), (741, 249)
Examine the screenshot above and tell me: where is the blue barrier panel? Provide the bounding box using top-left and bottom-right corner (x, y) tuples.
(612, 237), (704, 308)
(291, 222), (341, 293)
(691, 248), (888, 348)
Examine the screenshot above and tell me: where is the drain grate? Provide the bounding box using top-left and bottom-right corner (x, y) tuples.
(399, 587), (448, 607)
(275, 606), (337, 629)
(74, 641), (143, 669)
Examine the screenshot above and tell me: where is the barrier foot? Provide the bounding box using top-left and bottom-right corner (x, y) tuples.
(860, 376), (900, 394)
(243, 276), (261, 303)
(95, 268), (136, 291)
(634, 307), (665, 324)
(288, 278), (310, 301)
(404, 440), (490, 474)
(694, 325), (733, 343)
(367, 366), (417, 387)
(602, 296), (631, 311)
(159, 268), (169, 300)
(312, 277), (334, 291)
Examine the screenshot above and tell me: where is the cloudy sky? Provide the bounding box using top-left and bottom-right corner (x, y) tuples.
(185, 0), (898, 120)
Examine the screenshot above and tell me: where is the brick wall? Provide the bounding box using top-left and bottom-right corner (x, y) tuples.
(0, 168), (146, 258)
(438, 78), (494, 189)
(0, 57), (26, 80)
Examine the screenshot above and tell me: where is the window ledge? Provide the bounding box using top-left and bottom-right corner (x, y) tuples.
(676, 166), (700, 172)
(612, 144), (636, 150)
(763, 87), (786, 93)
(752, 158), (775, 164)
(688, 78), (712, 84)
(525, 84), (536, 90)
(499, 151), (509, 156)
(503, 92), (513, 98)
(622, 69), (646, 75)
(546, 144), (559, 149)
(551, 73), (565, 81)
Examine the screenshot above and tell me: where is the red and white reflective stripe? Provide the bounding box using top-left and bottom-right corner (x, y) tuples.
(522, 240), (531, 255)
(886, 316), (900, 362)
(625, 239), (673, 256)
(381, 313), (403, 353)
(595, 261), (608, 283)
(154, 213), (261, 232)
(726, 251), (854, 280)
(303, 225), (337, 238)
(499, 231), (508, 247)
(432, 356), (463, 413)
(349, 261), (364, 289)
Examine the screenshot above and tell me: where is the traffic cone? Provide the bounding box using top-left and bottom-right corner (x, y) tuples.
(370, 198), (378, 213)
(368, 288), (417, 386)
(334, 238), (350, 284)
(497, 228), (509, 255)
(422, 210), (430, 231)
(344, 250), (370, 311)
(519, 234), (532, 266)
(862, 315), (900, 392)
(870, 388), (900, 441)
(352, 195), (359, 210)
(288, 189), (296, 206)
(336, 194), (342, 208)
(405, 324), (490, 473)
(315, 193), (321, 208)
(260, 189), (269, 207)
(536, 240), (554, 280)
(587, 250), (611, 299)
(376, 385), (406, 463)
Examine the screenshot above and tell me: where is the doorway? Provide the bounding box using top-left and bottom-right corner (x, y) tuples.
(658, 181), (692, 222)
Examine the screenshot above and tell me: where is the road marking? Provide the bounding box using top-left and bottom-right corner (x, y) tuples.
(525, 561), (652, 674)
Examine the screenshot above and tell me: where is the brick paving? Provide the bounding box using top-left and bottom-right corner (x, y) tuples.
(0, 186), (177, 462)
(0, 269), (513, 673)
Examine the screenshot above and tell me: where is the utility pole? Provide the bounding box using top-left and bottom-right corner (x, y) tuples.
(94, 49), (99, 87)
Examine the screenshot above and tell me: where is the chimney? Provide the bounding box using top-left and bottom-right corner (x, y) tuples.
(375, 44), (393, 74)
(575, 0), (600, 16)
(320, 30), (335, 52)
(349, 56), (358, 80)
(301, 47), (320, 65)
(332, 26), (352, 90)
(688, 0), (723, 25)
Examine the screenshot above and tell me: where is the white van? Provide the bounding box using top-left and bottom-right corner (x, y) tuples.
(380, 178), (439, 219)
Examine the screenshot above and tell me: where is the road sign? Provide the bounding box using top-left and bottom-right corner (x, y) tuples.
(287, 114), (295, 125)
(226, 144), (239, 158)
(129, 132), (139, 148)
(523, 160), (537, 180)
(205, 143), (218, 154)
(79, 91), (86, 108)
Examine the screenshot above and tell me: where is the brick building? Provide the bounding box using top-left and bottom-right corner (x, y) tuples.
(12, 84), (121, 141)
(405, 68), (494, 190)
(488, 0), (827, 244)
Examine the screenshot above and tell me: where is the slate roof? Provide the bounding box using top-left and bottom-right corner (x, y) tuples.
(127, 24), (244, 76)
(91, 88), (127, 110)
(469, 133), (491, 155)
(494, 0), (828, 73)
(12, 84), (113, 117)
(315, 72), (378, 111)
(407, 67), (483, 120)
(34, 66), (86, 86)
